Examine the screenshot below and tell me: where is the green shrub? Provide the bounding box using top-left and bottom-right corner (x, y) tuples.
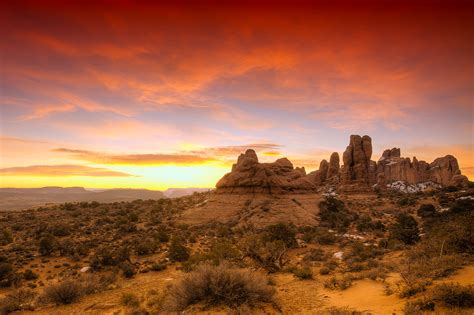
(121, 292), (140, 307)
(0, 262), (15, 287)
(163, 264), (274, 311)
(121, 263), (136, 278)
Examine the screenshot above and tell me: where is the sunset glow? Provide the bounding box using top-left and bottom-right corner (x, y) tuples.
(1, 0), (473, 189)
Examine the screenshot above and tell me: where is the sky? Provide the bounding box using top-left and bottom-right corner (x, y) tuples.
(1, 0), (473, 190)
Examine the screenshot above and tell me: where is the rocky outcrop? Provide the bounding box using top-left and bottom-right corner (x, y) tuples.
(339, 135), (376, 190)
(216, 149), (316, 194)
(215, 136), (469, 194)
(375, 149), (468, 188)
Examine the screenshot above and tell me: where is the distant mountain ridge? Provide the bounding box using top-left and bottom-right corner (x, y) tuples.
(0, 186), (214, 211)
(0, 187), (164, 211)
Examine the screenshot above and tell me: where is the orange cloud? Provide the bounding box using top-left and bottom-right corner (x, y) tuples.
(53, 148), (218, 166)
(0, 165), (135, 177)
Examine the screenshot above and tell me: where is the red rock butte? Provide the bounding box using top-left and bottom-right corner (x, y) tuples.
(215, 134), (468, 194)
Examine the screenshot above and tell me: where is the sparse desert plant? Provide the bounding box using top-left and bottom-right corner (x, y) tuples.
(240, 235), (289, 272)
(319, 197), (356, 232)
(431, 283), (474, 308)
(168, 236), (190, 262)
(22, 269), (38, 281)
(319, 267), (330, 275)
(0, 230), (13, 246)
(0, 262), (16, 288)
(121, 262), (136, 278)
(264, 223), (297, 248)
(303, 248), (325, 262)
(44, 280), (83, 305)
(389, 213), (419, 245)
(404, 298), (435, 314)
(0, 289), (37, 314)
(324, 275), (353, 290)
(38, 235), (57, 256)
(291, 266), (313, 280)
(121, 292), (140, 308)
(417, 204), (437, 218)
(163, 264), (274, 311)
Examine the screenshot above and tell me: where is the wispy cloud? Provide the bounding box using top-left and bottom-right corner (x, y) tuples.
(0, 165), (135, 177)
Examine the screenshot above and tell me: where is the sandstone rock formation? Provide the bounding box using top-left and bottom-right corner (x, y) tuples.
(216, 149), (316, 194)
(339, 135), (376, 190)
(215, 135), (469, 194)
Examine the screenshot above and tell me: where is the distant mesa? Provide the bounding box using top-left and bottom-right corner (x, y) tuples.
(215, 134), (469, 194)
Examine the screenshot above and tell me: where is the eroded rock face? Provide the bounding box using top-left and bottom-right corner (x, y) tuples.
(216, 149), (316, 194)
(216, 136), (469, 194)
(376, 150), (467, 187)
(340, 135), (375, 188)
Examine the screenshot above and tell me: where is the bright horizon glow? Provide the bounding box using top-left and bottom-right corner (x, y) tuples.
(1, 1), (473, 189)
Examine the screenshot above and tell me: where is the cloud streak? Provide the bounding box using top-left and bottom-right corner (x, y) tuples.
(0, 165), (135, 177)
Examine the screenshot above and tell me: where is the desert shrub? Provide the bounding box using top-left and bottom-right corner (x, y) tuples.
(264, 223), (297, 248)
(291, 266), (313, 280)
(303, 248), (325, 262)
(404, 298), (435, 314)
(38, 235), (57, 256)
(155, 229), (170, 243)
(150, 262), (167, 272)
(240, 235), (289, 272)
(398, 279), (429, 298)
(431, 283), (474, 308)
(0, 262), (15, 287)
(0, 230), (13, 246)
(302, 227), (339, 245)
(324, 275), (353, 290)
(0, 289), (37, 314)
(81, 273), (116, 294)
(121, 262), (136, 278)
(397, 196), (416, 206)
(356, 215), (385, 232)
(389, 213), (419, 245)
(121, 292), (140, 308)
(163, 264), (274, 311)
(319, 267), (330, 275)
(22, 269), (38, 281)
(168, 237), (190, 262)
(44, 280), (83, 305)
(48, 224), (71, 237)
(319, 197), (355, 232)
(90, 245), (130, 270)
(417, 204), (436, 218)
(135, 239), (157, 256)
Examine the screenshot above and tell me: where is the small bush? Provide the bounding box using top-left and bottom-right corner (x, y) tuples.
(291, 267), (313, 280)
(319, 197), (355, 232)
(0, 289), (37, 313)
(417, 204), (436, 218)
(324, 275), (353, 290)
(121, 263), (136, 278)
(150, 262), (167, 272)
(431, 283), (474, 308)
(168, 237), (190, 262)
(389, 213), (419, 245)
(0, 230), (13, 246)
(121, 292), (140, 308)
(264, 223), (297, 248)
(23, 269), (39, 281)
(163, 264), (274, 311)
(319, 267), (330, 275)
(38, 235), (57, 256)
(404, 298), (435, 314)
(44, 281), (83, 305)
(303, 248), (325, 262)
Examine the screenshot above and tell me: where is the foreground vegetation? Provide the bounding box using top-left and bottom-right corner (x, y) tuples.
(0, 187), (473, 313)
